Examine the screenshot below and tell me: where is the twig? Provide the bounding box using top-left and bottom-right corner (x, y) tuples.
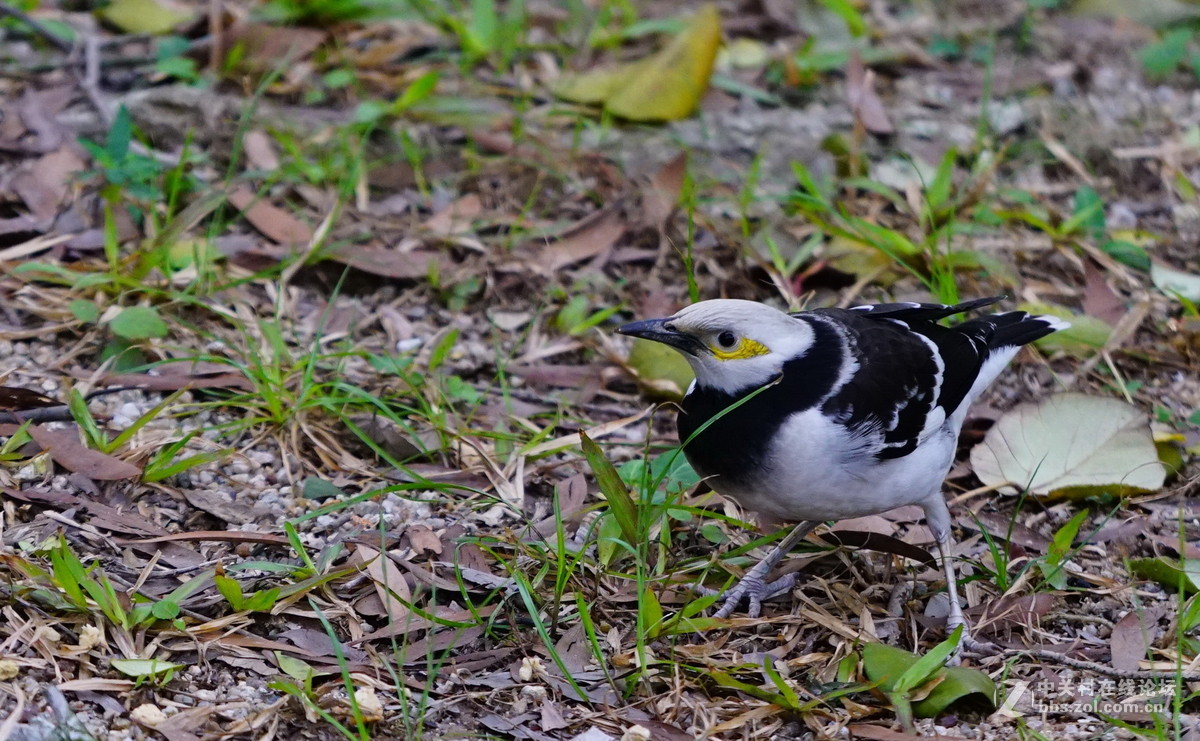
(0, 2), (74, 52)
(998, 647), (1200, 682)
(77, 32), (112, 126)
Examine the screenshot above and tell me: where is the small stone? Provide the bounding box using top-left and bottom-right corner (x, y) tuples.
(131, 703), (167, 726)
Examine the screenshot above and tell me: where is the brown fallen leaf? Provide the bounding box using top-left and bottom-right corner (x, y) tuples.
(356, 545), (414, 623)
(405, 524), (443, 557)
(11, 146), (87, 223)
(0, 386), (62, 411)
(325, 242), (450, 279)
(1111, 607), (1162, 672)
(243, 130), (281, 173)
(226, 186), (314, 247)
(178, 489), (254, 524)
(970, 593), (1056, 637)
(422, 193), (483, 237)
(818, 528), (935, 567)
(1082, 258), (1126, 326)
(847, 52), (894, 135)
(0, 87), (74, 154)
(536, 207), (626, 274)
(642, 152), (687, 230)
(220, 22), (326, 78)
(106, 361), (253, 392)
(27, 425), (141, 480)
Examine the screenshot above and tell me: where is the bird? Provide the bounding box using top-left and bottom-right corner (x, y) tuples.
(617, 296), (1067, 640)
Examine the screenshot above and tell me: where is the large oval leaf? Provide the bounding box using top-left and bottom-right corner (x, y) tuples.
(970, 394), (1166, 498)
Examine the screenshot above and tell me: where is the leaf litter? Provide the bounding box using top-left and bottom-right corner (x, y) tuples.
(0, 0), (1197, 739)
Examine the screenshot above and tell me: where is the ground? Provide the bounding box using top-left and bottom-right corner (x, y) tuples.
(1, 0), (1199, 739)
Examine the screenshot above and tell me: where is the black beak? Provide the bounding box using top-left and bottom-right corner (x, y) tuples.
(616, 317), (702, 355)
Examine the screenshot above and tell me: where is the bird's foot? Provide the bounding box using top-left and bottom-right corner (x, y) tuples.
(944, 611), (1000, 664)
(705, 572), (797, 619)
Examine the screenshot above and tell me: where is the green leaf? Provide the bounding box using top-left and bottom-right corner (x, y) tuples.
(69, 300), (101, 323)
(1100, 239), (1151, 271)
(894, 625), (962, 694)
(151, 599), (181, 620)
(393, 70), (440, 112)
(580, 433), (638, 548)
(926, 147), (957, 211)
(969, 393), (1167, 499)
(641, 586), (664, 638)
(1130, 557), (1200, 594)
(275, 651), (315, 682)
(427, 328), (459, 372)
(1139, 28), (1192, 80)
(1017, 302), (1111, 356)
(465, 0), (499, 56)
(1069, 186), (1106, 237)
(708, 669), (802, 711)
(626, 338), (695, 400)
(816, 0), (867, 36)
(106, 106), (134, 160)
(1040, 509), (1089, 588)
(301, 476), (345, 500)
(242, 588), (281, 612)
(108, 306), (168, 340)
(214, 573), (245, 609)
(862, 637), (995, 718)
(99, 0), (192, 34)
(596, 510), (624, 566)
(912, 666), (997, 717)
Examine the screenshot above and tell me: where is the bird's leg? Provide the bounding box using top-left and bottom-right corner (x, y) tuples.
(935, 534), (967, 638)
(924, 497), (1002, 662)
(711, 520), (819, 619)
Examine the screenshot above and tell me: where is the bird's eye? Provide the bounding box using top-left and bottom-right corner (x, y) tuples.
(717, 331), (737, 348)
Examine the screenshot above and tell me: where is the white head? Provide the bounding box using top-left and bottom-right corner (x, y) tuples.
(618, 299), (814, 395)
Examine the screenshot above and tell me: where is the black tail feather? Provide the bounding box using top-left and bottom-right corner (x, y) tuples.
(842, 296), (1005, 322)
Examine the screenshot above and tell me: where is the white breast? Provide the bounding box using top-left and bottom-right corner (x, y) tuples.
(707, 408), (958, 522)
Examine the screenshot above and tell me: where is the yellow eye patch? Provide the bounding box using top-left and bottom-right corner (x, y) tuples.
(710, 337), (769, 360)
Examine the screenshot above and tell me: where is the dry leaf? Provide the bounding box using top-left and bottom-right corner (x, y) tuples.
(221, 22), (326, 77)
(539, 208), (626, 273)
(1110, 608), (1161, 672)
(406, 525), (443, 557)
(1081, 259), (1126, 326)
(27, 425), (141, 480)
(326, 242), (449, 279)
(356, 545), (413, 623)
(970, 394), (1167, 498)
(11, 146), (86, 223)
(243, 130), (280, 173)
(643, 153), (687, 229)
(423, 193), (483, 237)
(227, 187), (313, 247)
(847, 52), (894, 135)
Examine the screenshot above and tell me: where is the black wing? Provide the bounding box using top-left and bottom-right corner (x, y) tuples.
(806, 297), (1058, 460)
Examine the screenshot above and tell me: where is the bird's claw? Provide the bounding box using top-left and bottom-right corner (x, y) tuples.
(711, 573), (797, 619)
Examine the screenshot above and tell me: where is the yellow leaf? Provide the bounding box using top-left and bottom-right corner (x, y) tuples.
(607, 4), (721, 121)
(99, 0), (192, 34)
(553, 4), (721, 122)
(553, 65), (629, 106)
